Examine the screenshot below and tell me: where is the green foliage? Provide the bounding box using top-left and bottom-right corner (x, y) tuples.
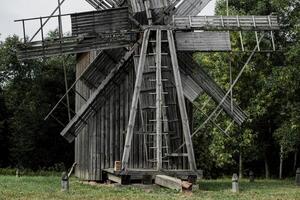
(192, 0), (300, 177)
(0, 35), (75, 169)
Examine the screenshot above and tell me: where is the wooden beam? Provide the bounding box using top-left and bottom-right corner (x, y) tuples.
(167, 30), (197, 172)
(155, 30), (162, 170)
(155, 175), (182, 191)
(121, 29), (150, 170)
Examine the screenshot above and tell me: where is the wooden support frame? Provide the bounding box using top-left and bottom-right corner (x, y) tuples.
(155, 30), (163, 170)
(167, 30), (197, 172)
(122, 29), (151, 170)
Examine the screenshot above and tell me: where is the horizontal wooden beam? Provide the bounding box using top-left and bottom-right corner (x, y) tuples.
(17, 33), (136, 60)
(173, 15), (280, 31)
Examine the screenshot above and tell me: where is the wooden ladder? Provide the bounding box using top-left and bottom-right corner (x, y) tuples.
(122, 28), (197, 172)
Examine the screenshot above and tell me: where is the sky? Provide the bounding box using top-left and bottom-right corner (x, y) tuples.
(0, 0), (216, 41)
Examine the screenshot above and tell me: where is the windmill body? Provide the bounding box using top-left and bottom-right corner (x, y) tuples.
(16, 0), (279, 181)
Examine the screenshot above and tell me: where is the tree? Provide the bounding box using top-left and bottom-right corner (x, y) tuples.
(0, 34), (75, 169)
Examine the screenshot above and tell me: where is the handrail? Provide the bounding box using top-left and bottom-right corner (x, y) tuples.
(44, 51), (101, 121)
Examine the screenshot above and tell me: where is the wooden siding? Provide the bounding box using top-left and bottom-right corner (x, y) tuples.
(71, 8), (130, 36)
(74, 53), (190, 181)
(175, 32), (231, 52)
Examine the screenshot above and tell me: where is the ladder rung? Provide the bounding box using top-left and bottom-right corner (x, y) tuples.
(166, 153), (188, 157)
(149, 146), (169, 149)
(149, 79), (168, 82)
(149, 66), (169, 69)
(148, 160), (170, 163)
(147, 53), (168, 56)
(149, 119), (169, 122)
(149, 40), (168, 43)
(137, 132), (169, 135)
(149, 92), (168, 95)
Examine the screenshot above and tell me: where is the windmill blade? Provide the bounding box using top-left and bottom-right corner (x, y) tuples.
(175, 0), (212, 16)
(61, 43), (139, 143)
(85, 0), (117, 10)
(178, 52), (247, 125)
(17, 33), (135, 60)
(71, 7), (131, 36)
(175, 32), (231, 52)
(17, 7), (136, 60)
(173, 15), (280, 31)
(129, 0), (170, 13)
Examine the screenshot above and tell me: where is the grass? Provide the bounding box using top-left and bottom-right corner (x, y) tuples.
(0, 175), (299, 200)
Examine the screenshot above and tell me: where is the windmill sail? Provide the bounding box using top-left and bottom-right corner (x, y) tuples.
(130, 0), (170, 13)
(175, 0), (212, 16)
(175, 32), (231, 52)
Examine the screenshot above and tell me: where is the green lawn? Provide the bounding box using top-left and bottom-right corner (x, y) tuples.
(0, 176), (299, 200)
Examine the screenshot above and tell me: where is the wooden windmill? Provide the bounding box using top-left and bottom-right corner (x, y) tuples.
(16, 0), (279, 182)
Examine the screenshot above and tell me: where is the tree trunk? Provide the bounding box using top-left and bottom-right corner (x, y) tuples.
(239, 151), (243, 179)
(294, 151), (298, 171)
(279, 145), (283, 179)
(265, 158), (270, 179)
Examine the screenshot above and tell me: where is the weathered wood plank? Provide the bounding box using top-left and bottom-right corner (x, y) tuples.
(168, 30), (197, 171)
(155, 175), (182, 191)
(71, 7), (129, 36)
(173, 15), (280, 31)
(175, 32), (231, 52)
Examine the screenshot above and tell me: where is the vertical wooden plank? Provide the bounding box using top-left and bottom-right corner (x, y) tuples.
(122, 30), (150, 169)
(167, 30), (197, 171)
(115, 84), (120, 161)
(110, 89), (115, 168)
(105, 98), (110, 169)
(120, 77), (125, 161)
(155, 29), (163, 170)
(100, 105), (105, 178)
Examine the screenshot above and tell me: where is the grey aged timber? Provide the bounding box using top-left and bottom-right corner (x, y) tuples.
(15, 0), (280, 181)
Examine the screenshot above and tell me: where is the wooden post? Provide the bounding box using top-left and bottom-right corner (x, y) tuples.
(61, 172), (69, 192)
(232, 173), (239, 193)
(296, 168), (300, 186)
(167, 30), (197, 172)
(155, 30), (163, 171)
(122, 29), (150, 170)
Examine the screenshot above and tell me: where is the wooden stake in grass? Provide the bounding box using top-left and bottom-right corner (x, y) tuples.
(296, 168), (300, 186)
(61, 172), (69, 192)
(232, 173), (239, 193)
